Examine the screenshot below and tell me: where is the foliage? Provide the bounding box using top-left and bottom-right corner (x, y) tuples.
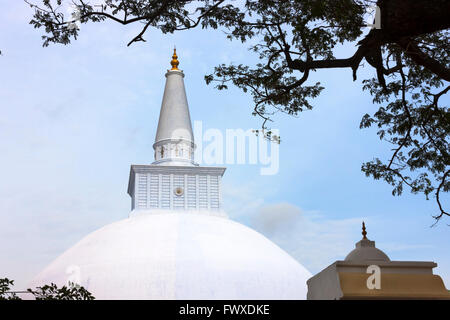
(27, 282), (95, 300)
(359, 40), (449, 223)
(26, 0), (449, 222)
(0, 277), (94, 300)
(0, 278), (20, 300)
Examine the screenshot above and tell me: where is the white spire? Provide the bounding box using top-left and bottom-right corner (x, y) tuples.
(153, 49), (196, 166)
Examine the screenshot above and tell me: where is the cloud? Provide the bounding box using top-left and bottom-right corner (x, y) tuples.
(251, 202), (303, 235)
(229, 196), (442, 278)
(247, 202), (362, 273)
(222, 184), (364, 273)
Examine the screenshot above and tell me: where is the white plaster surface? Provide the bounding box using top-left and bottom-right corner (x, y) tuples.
(345, 239), (390, 262)
(155, 70), (193, 143)
(30, 213), (311, 299)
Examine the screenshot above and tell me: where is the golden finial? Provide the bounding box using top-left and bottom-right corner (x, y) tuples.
(362, 221), (368, 240)
(170, 47), (179, 71)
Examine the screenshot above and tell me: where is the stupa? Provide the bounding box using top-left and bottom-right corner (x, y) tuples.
(29, 50), (312, 299)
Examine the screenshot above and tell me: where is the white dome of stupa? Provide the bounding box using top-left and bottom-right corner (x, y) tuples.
(30, 212), (311, 299)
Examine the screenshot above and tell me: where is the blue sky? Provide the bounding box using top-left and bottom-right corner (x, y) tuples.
(0, 1), (449, 290)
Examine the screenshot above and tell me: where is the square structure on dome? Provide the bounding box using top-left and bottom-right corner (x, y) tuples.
(128, 165), (226, 213)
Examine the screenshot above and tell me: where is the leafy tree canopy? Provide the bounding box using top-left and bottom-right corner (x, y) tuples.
(0, 278), (20, 300)
(0, 277), (94, 300)
(26, 0), (449, 223)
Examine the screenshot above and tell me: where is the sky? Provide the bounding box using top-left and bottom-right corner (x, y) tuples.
(0, 1), (449, 291)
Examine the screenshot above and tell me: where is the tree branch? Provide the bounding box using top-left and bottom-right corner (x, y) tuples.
(398, 38), (450, 82)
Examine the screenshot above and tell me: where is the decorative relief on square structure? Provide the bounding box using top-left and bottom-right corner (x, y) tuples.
(128, 165), (225, 211)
